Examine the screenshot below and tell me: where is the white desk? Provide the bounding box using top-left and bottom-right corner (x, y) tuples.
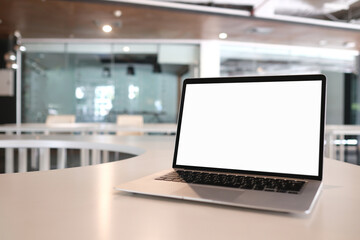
(0, 135), (359, 240)
(0, 123), (176, 172)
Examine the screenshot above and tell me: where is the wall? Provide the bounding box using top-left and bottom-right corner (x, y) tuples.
(323, 70), (344, 124)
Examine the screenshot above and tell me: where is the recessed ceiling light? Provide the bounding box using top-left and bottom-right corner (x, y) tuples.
(19, 46), (26, 52)
(8, 53), (16, 61)
(319, 40), (327, 46)
(14, 30), (21, 38)
(114, 10), (122, 17)
(219, 33), (228, 39)
(257, 66), (264, 73)
(343, 41), (356, 48)
(123, 46), (130, 52)
(102, 25), (112, 33)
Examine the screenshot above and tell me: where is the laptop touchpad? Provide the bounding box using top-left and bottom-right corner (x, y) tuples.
(175, 185), (244, 202)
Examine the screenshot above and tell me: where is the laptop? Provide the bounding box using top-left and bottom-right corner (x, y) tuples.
(116, 74), (326, 214)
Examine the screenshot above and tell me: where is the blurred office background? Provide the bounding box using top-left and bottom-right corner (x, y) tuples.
(1, 0), (360, 164)
(19, 41), (359, 125)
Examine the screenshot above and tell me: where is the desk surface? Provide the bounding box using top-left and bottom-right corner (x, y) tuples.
(0, 135), (359, 240)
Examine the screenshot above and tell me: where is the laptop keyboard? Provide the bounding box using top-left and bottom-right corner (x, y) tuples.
(155, 170), (306, 194)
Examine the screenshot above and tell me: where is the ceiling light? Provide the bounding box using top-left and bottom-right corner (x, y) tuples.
(114, 10), (122, 17)
(75, 87), (85, 99)
(123, 46), (130, 52)
(11, 63), (18, 69)
(102, 25), (112, 33)
(19, 46), (26, 52)
(319, 40), (327, 46)
(4, 51), (16, 61)
(14, 30), (21, 38)
(257, 66), (264, 73)
(219, 33), (228, 40)
(343, 41), (356, 48)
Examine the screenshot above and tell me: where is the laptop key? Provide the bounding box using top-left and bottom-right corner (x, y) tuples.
(240, 184), (254, 190)
(254, 185), (265, 191)
(264, 188), (275, 192)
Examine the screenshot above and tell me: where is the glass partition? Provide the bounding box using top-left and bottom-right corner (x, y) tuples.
(220, 43), (360, 125)
(220, 43), (358, 76)
(22, 43), (199, 123)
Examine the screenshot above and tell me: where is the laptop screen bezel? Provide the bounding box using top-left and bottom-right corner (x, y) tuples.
(172, 74), (326, 181)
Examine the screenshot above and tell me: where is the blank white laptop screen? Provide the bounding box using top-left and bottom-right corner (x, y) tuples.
(176, 80), (322, 176)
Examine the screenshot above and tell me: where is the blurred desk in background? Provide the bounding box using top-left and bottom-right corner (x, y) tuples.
(0, 123), (176, 173)
(0, 123), (177, 135)
(325, 124), (360, 163)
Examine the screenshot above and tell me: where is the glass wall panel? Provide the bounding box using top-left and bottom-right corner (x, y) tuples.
(22, 42), (199, 123)
(220, 43), (359, 125)
(23, 49), (73, 122)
